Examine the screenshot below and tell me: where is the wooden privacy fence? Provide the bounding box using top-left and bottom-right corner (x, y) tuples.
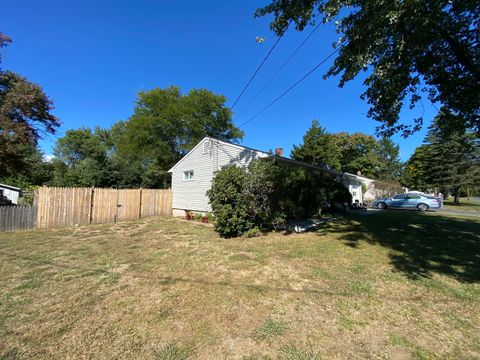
(0, 206), (37, 232)
(35, 187), (172, 229)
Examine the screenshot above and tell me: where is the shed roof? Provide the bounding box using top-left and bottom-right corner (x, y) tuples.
(0, 183), (21, 191)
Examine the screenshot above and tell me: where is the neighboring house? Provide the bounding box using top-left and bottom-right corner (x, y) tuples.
(0, 183), (21, 205)
(168, 137), (371, 216)
(341, 172), (377, 203)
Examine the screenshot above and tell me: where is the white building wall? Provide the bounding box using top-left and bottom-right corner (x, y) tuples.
(169, 138), (268, 215)
(342, 173), (377, 203)
(0, 185), (20, 205)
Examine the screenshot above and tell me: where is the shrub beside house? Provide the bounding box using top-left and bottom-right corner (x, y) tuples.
(207, 159), (351, 237)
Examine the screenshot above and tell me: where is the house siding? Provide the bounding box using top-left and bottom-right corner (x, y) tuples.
(342, 173), (377, 203)
(0, 184), (20, 205)
(170, 138), (268, 214)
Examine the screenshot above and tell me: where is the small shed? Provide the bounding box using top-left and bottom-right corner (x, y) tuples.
(0, 183), (21, 205)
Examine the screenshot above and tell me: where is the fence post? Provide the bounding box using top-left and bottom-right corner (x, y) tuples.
(138, 188), (143, 219)
(114, 189), (119, 223)
(88, 187), (95, 224)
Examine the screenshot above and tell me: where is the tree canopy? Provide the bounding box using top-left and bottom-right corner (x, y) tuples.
(403, 108), (480, 202)
(113, 86), (243, 188)
(256, 0), (480, 137)
(292, 120), (403, 179)
(0, 32), (60, 178)
(291, 120), (340, 170)
(46, 86), (244, 189)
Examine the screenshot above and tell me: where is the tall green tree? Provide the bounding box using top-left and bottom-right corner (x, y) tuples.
(377, 137), (403, 180)
(52, 128), (112, 187)
(255, 1), (480, 136)
(424, 110), (480, 203)
(403, 145), (431, 192)
(291, 120), (340, 170)
(115, 86), (243, 187)
(0, 144), (54, 188)
(292, 120), (403, 179)
(333, 132), (382, 178)
(403, 109), (480, 203)
(0, 32), (60, 178)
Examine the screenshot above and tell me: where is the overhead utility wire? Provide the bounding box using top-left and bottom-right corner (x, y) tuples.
(237, 46), (341, 129)
(230, 35), (283, 110)
(234, 21), (322, 121)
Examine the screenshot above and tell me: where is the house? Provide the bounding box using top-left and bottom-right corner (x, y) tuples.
(340, 172), (377, 204)
(168, 137), (370, 216)
(168, 137), (271, 216)
(0, 183), (21, 205)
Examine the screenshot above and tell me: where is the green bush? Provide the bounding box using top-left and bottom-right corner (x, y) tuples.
(208, 160), (351, 238)
(207, 166), (253, 238)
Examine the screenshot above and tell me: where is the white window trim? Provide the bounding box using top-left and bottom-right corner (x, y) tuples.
(183, 170), (194, 181)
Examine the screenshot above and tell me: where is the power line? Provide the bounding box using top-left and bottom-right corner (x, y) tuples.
(230, 35), (283, 110)
(235, 1), (404, 129)
(234, 22), (322, 121)
(237, 46), (341, 129)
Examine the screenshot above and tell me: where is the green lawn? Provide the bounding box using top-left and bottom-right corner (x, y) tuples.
(443, 197), (480, 212)
(1, 211), (479, 359)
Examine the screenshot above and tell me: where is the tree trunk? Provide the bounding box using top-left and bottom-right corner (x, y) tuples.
(453, 187), (461, 205)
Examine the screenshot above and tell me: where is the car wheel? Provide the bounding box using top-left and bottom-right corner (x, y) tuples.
(417, 203), (429, 212)
(377, 202), (387, 210)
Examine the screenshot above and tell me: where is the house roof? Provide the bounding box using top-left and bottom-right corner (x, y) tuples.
(167, 137), (377, 182)
(342, 172), (376, 182)
(0, 183), (21, 191)
(167, 136), (269, 172)
(167, 136), (338, 174)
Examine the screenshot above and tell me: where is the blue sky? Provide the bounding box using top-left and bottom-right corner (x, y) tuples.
(1, 0), (436, 160)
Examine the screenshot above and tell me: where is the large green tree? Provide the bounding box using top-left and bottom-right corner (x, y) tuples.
(0, 144), (54, 189)
(0, 32), (60, 178)
(51, 128), (113, 187)
(333, 132), (382, 178)
(292, 120), (403, 179)
(256, 1), (480, 136)
(291, 119), (340, 170)
(377, 137), (403, 180)
(115, 86), (243, 188)
(403, 109), (480, 203)
(403, 145), (431, 192)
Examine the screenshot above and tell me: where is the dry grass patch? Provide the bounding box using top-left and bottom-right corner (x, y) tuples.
(0, 212), (479, 359)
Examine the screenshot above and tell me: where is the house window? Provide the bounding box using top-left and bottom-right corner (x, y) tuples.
(184, 170), (194, 180)
(352, 191), (357, 196)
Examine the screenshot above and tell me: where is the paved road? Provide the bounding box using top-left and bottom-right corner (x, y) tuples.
(362, 208), (480, 218)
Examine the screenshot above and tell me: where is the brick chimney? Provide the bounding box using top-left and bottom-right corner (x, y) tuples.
(275, 147), (283, 157)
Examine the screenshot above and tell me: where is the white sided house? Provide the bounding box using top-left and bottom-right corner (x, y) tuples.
(168, 137), (270, 216)
(341, 172), (377, 204)
(168, 137), (380, 216)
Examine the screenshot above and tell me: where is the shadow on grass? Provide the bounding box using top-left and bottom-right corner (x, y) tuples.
(317, 211), (480, 283)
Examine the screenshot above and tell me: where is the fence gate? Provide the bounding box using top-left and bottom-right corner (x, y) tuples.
(91, 188), (118, 224)
(116, 189), (141, 222)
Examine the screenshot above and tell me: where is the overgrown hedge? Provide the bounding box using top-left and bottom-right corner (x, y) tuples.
(207, 159), (351, 237)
